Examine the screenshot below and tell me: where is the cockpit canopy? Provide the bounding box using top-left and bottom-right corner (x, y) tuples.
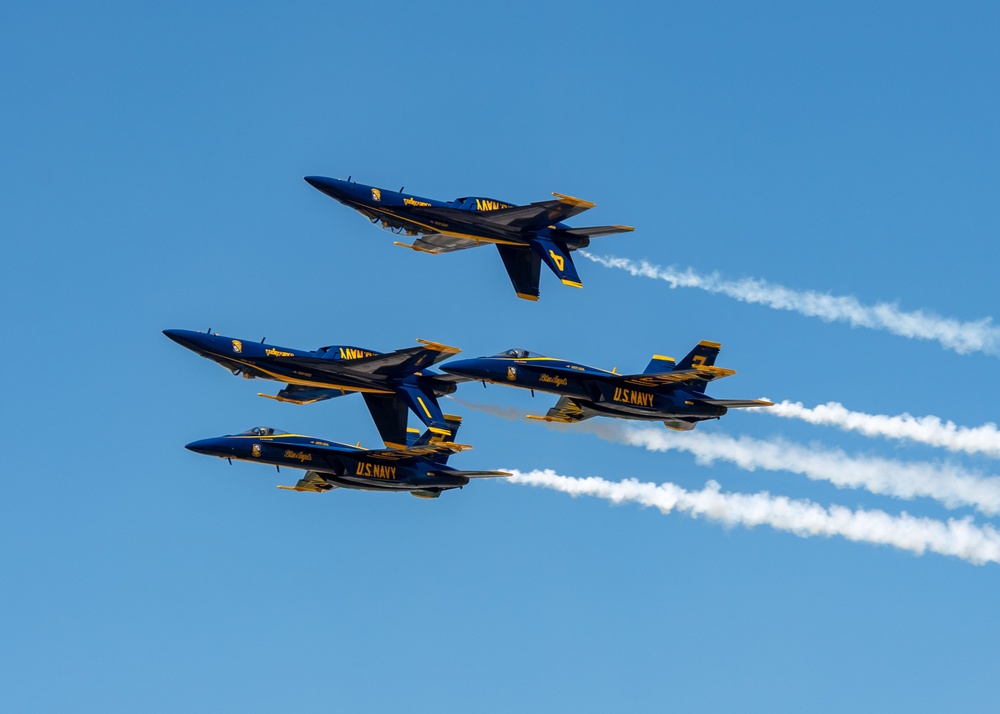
(238, 427), (289, 437)
(495, 348), (543, 359)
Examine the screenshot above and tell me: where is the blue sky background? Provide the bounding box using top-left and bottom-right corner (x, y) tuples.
(3, 2), (999, 711)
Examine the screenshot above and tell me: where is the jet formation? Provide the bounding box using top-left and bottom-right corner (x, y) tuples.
(304, 176), (633, 301)
(173, 173), (772, 498)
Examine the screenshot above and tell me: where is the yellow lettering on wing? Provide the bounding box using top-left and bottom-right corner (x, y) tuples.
(403, 197), (431, 207)
(265, 348), (294, 357)
(475, 199), (512, 212)
(612, 387), (655, 408)
(355, 461), (397, 480)
(549, 249), (565, 272)
(339, 347), (378, 361)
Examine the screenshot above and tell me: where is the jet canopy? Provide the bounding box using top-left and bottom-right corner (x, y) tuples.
(238, 427), (290, 437)
(495, 348), (544, 359)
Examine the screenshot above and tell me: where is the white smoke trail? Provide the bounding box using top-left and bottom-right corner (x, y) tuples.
(508, 469), (1000, 565)
(580, 252), (1000, 357)
(452, 397), (1000, 515)
(761, 400), (1000, 459)
(596, 425), (1000, 516)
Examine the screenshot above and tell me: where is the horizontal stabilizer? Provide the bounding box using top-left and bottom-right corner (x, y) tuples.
(429, 470), (512, 479)
(693, 398), (774, 409)
(623, 365), (735, 388)
(561, 225), (634, 238)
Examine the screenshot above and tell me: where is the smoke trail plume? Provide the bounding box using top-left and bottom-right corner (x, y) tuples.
(453, 397), (1000, 515)
(580, 252), (1000, 356)
(508, 468), (1000, 565)
(598, 425), (1000, 516)
(761, 400), (1000, 459)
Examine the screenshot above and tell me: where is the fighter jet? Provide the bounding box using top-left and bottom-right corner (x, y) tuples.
(185, 419), (509, 499)
(163, 329), (469, 448)
(304, 175), (633, 301)
(441, 340), (772, 431)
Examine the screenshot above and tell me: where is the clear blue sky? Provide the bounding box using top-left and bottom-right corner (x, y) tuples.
(3, 2), (999, 711)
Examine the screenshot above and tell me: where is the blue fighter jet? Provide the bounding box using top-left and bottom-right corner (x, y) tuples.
(441, 340), (772, 431)
(185, 419), (509, 499)
(304, 175), (633, 301)
(164, 329), (470, 448)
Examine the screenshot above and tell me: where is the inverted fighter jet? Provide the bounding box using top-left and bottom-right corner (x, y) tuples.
(164, 329), (469, 448)
(304, 175), (633, 301)
(185, 419), (509, 499)
(441, 340), (772, 431)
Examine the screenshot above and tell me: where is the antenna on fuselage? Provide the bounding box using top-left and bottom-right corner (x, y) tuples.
(206, 327), (211, 333)
(261, 337), (265, 343)
(347, 175), (351, 182)
(399, 186), (404, 193)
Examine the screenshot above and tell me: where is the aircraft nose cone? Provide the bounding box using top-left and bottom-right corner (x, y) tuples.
(304, 175), (346, 199)
(185, 438), (219, 456)
(163, 329), (198, 349)
(441, 359), (483, 378)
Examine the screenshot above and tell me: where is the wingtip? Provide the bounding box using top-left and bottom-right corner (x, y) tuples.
(393, 241), (438, 254)
(515, 292), (540, 302)
(415, 338), (461, 354)
(552, 192), (596, 209)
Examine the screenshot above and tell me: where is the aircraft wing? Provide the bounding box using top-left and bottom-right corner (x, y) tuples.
(395, 233), (482, 254)
(526, 396), (594, 424)
(363, 441), (473, 462)
(622, 366), (736, 387)
(473, 194), (597, 229)
(323, 340), (462, 376)
(258, 384), (348, 405)
(409, 193), (595, 232)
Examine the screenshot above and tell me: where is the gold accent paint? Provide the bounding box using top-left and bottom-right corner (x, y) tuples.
(551, 192), (596, 209)
(415, 338), (461, 354)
